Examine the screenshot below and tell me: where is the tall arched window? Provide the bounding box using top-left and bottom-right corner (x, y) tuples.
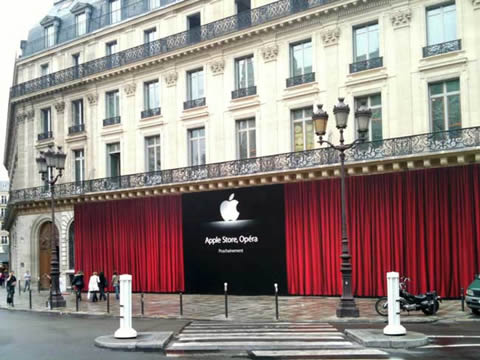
(68, 222), (75, 270)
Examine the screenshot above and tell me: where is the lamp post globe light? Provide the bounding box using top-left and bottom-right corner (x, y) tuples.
(312, 98), (372, 318)
(36, 145), (67, 308)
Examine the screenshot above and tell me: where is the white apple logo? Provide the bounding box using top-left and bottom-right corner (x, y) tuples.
(220, 193), (240, 221)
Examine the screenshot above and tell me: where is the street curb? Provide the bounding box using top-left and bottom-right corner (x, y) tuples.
(94, 332), (173, 351)
(345, 329), (429, 348)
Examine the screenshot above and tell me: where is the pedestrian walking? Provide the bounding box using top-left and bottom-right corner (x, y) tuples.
(112, 271), (120, 300)
(88, 272), (100, 302)
(0, 271), (4, 287)
(71, 271), (84, 301)
(23, 270), (31, 292)
(98, 271), (107, 301)
(6, 271), (17, 307)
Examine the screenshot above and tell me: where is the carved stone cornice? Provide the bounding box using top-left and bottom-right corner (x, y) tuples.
(210, 60), (225, 76)
(54, 101), (65, 114)
(15, 112), (27, 123)
(321, 28), (341, 47)
(123, 83), (137, 97)
(261, 45), (279, 62)
(164, 71), (178, 87)
(390, 9), (412, 29)
(86, 93), (98, 105)
(473, 0), (480, 10)
(26, 110), (35, 120)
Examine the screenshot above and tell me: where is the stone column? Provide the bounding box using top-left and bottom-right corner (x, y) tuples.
(163, 70), (178, 169)
(208, 58), (225, 163)
(86, 92), (99, 179)
(123, 82), (137, 174)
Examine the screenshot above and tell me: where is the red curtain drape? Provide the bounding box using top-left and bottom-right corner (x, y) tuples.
(74, 196), (184, 292)
(285, 164), (480, 298)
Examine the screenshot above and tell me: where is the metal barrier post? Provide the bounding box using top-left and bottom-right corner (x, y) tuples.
(384, 272), (406, 335)
(38, 280), (40, 293)
(18, 280), (21, 296)
(274, 283), (279, 320)
(224, 282), (228, 319)
(76, 292), (79, 312)
(107, 290), (110, 314)
(141, 293), (145, 316)
(29, 289), (32, 309)
(114, 274), (137, 339)
(180, 292), (183, 316)
(461, 287), (465, 312)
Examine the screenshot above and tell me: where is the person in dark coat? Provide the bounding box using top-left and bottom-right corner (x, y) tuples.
(98, 271), (107, 301)
(72, 271), (84, 301)
(6, 271), (17, 307)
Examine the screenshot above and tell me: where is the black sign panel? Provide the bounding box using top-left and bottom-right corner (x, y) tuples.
(182, 185), (287, 295)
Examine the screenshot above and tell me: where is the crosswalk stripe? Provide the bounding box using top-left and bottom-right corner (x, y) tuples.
(182, 328), (338, 333)
(168, 340), (357, 350)
(250, 349), (389, 357)
(178, 335), (345, 341)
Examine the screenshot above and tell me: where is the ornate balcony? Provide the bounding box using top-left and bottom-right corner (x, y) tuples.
(184, 98), (206, 110)
(286, 72), (315, 88)
(68, 124), (85, 135)
(11, 0), (344, 99)
(349, 57), (383, 73)
(423, 39), (462, 58)
(232, 86), (257, 99)
(141, 107), (162, 119)
(37, 131), (53, 141)
(103, 116), (121, 127)
(9, 126), (480, 206)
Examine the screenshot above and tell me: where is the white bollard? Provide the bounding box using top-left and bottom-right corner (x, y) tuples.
(383, 272), (406, 336)
(114, 274), (137, 339)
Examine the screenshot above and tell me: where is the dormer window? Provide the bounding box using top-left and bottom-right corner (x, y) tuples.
(76, 13), (87, 36)
(45, 25), (55, 47)
(110, 0), (121, 24)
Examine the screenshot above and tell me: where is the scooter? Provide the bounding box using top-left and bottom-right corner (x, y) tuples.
(375, 277), (441, 316)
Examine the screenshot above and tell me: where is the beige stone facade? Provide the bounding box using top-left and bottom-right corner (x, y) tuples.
(4, 0), (480, 286)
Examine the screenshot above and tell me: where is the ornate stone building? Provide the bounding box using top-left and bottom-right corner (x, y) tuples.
(3, 0), (480, 294)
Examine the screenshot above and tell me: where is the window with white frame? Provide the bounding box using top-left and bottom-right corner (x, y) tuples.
(73, 149), (85, 183)
(289, 39), (312, 77)
(72, 53), (80, 67)
(0, 208), (4, 217)
(235, 55), (254, 90)
(110, 0), (121, 24)
(237, 118), (256, 159)
(44, 25), (55, 47)
(188, 127), (206, 166)
(144, 80), (160, 110)
(1, 196), (7, 204)
(72, 99), (84, 125)
(105, 90), (120, 118)
(106, 143), (121, 177)
(41, 64), (49, 76)
(145, 135), (161, 172)
(429, 79), (461, 132)
(355, 94), (382, 141)
(187, 68), (204, 101)
(291, 107), (314, 151)
(76, 12), (87, 36)
(427, 3), (456, 46)
(150, 0), (160, 9)
(353, 23), (379, 62)
(144, 28), (156, 43)
(41, 108), (52, 134)
(1, 236), (8, 245)
(106, 41), (118, 56)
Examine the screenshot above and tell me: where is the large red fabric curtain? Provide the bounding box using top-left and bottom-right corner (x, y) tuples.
(74, 196), (184, 292)
(285, 164), (480, 298)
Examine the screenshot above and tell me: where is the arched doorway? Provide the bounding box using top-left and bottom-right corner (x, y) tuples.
(39, 222), (59, 290)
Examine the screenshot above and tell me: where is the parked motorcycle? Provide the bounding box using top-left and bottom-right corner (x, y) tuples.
(375, 277), (441, 316)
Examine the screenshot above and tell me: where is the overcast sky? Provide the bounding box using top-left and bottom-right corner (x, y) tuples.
(0, 1), (54, 182)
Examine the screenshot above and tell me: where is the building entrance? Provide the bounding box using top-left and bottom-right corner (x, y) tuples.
(38, 222), (58, 290)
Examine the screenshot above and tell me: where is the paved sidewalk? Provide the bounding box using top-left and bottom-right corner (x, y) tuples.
(0, 286), (477, 323)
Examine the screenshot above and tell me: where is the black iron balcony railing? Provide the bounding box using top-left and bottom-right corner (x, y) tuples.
(103, 116), (121, 126)
(349, 57), (383, 73)
(141, 107), (162, 119)
(11, 0), (341, 99)
(286, 72), (315, 87)
(37, 131), (53, 141)
(68, 124), (85, 135)
(423, 39), (462, 58)
(184, 98), (206, 110)
(8, 126), (480, 205)
(232, 86), (257, 99)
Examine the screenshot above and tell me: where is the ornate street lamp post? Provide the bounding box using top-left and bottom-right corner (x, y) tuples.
(312, 98), (372, 318)
(36, 145), (67, 308)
